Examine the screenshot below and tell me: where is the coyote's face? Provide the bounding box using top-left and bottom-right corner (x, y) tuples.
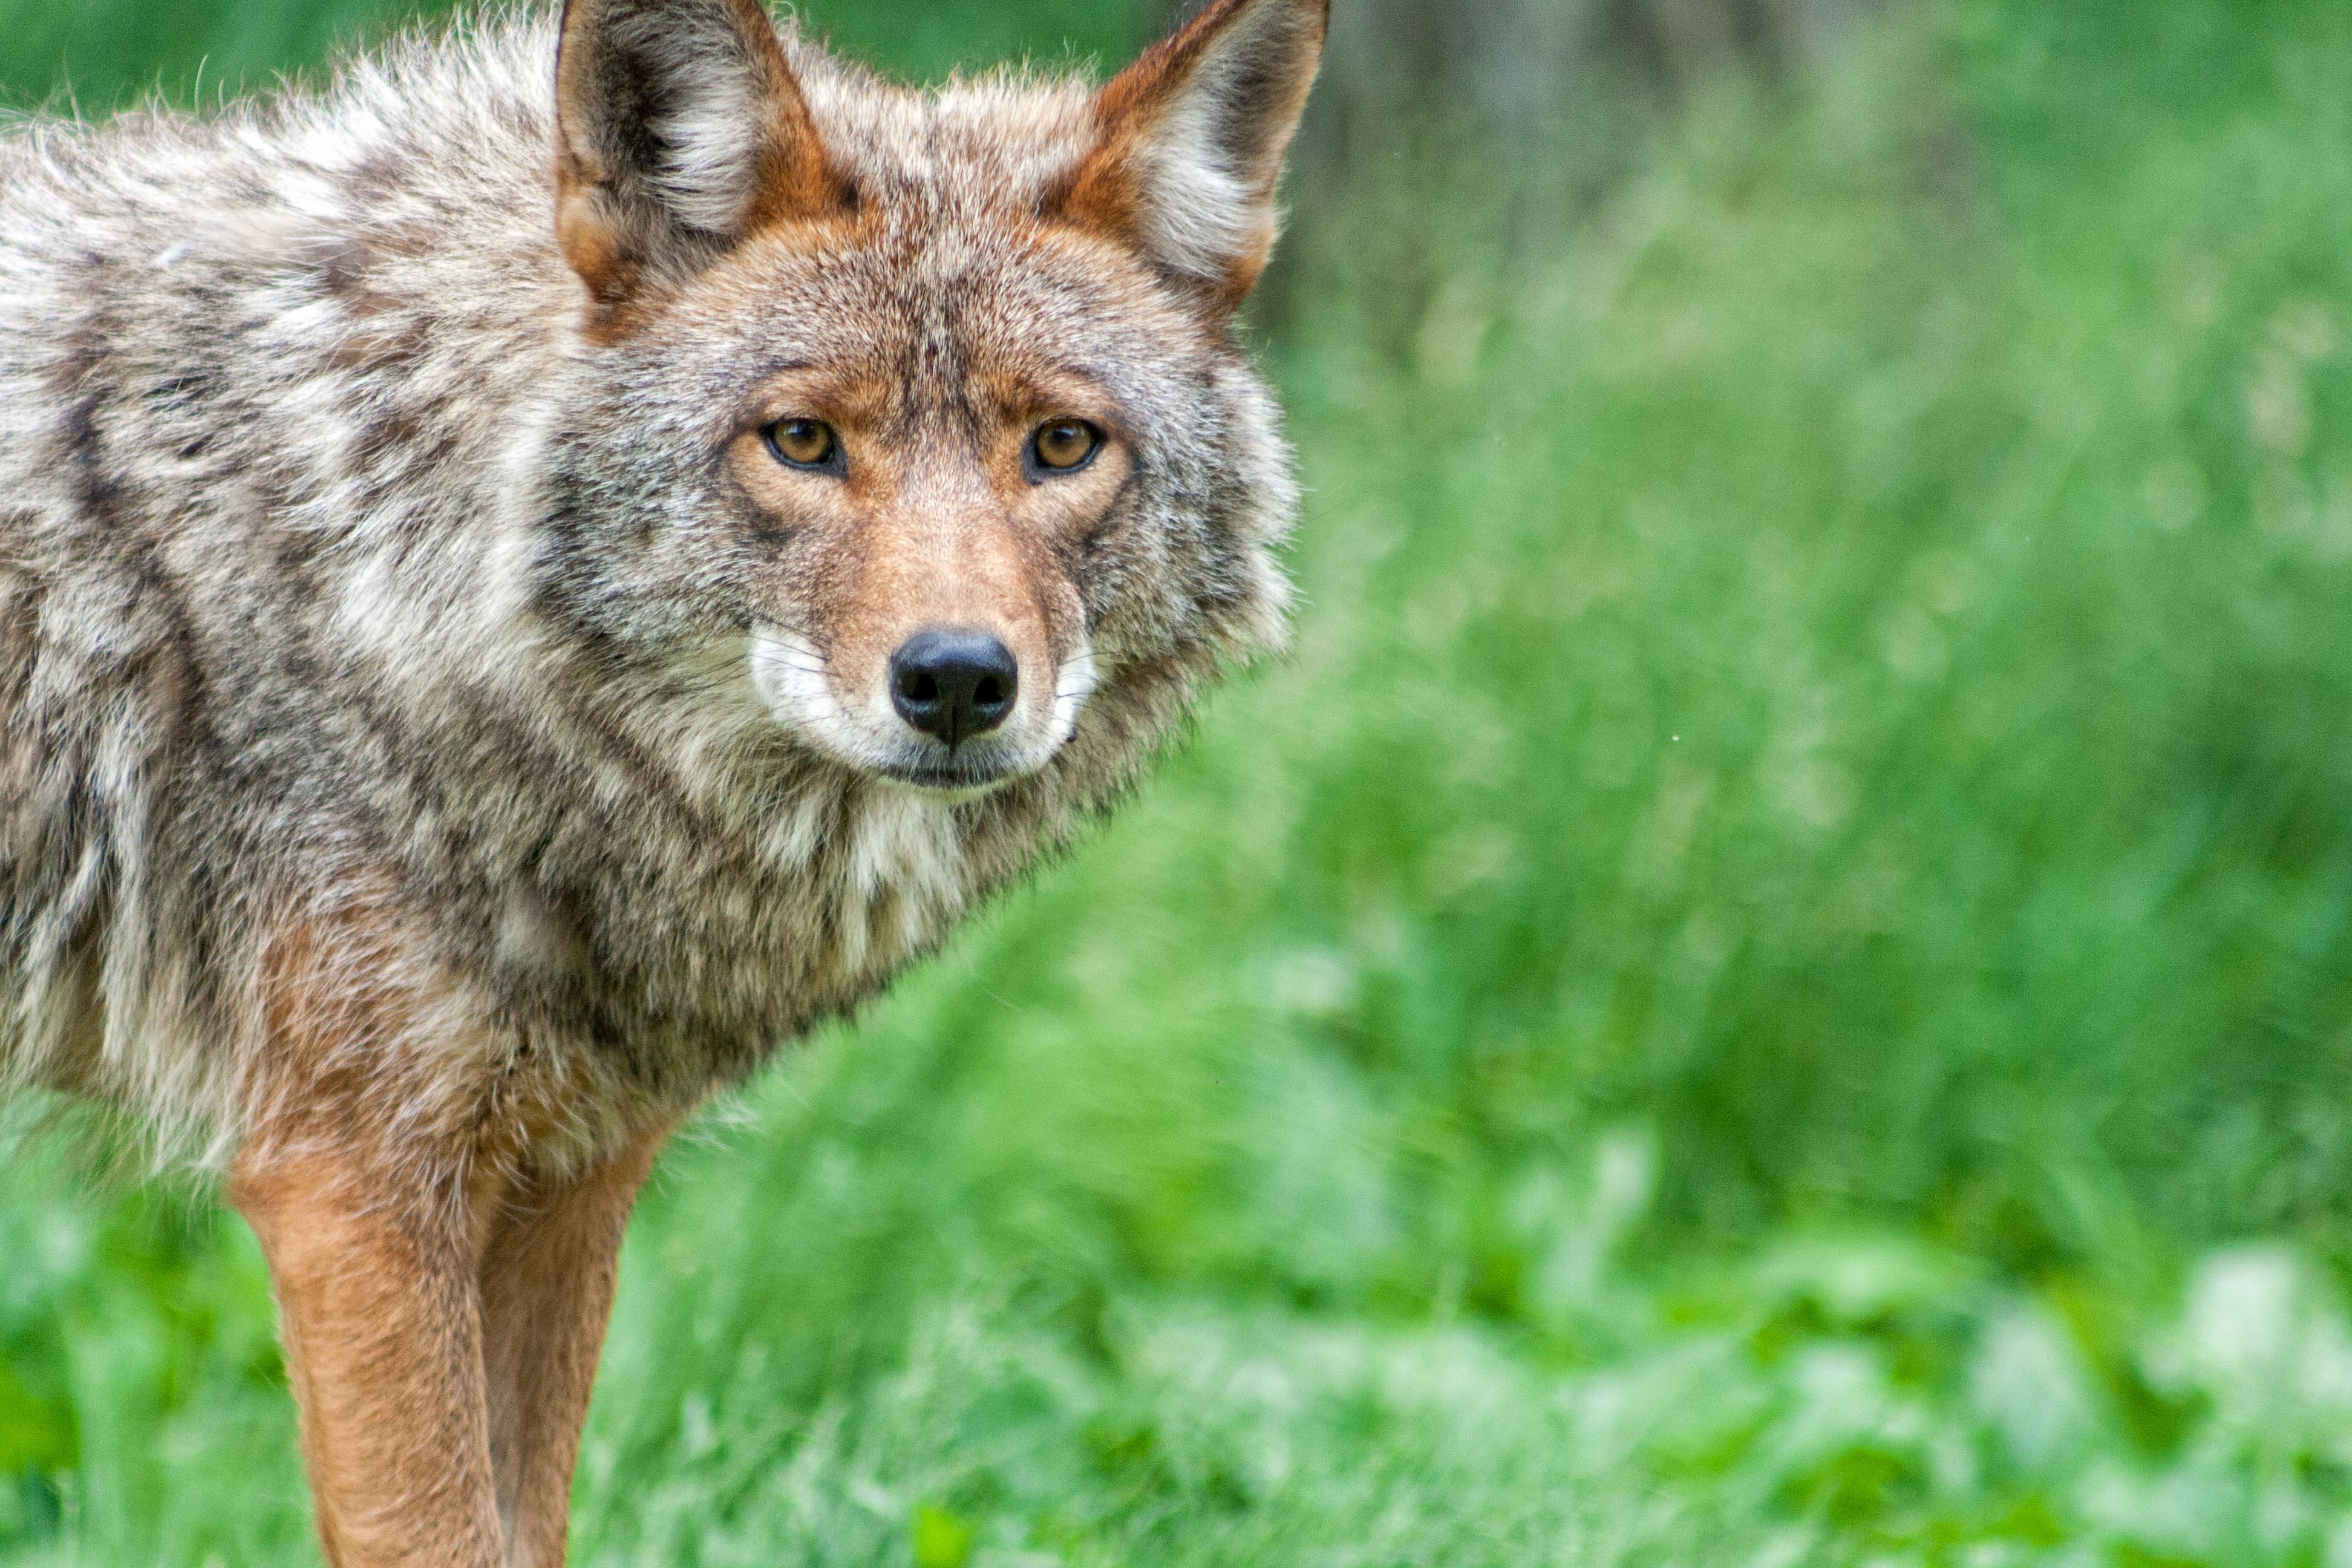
(537, 0), (1323, 793)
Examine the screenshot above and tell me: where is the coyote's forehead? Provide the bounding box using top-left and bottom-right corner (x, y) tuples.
(799, 67), (1102, 212)
(626, 60), (1204, 392)
(651, 212), (1198, 426)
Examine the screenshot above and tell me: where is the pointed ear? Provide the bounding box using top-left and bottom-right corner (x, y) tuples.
(554, 0), (845, 312)
(1054, 0), (1328, 306)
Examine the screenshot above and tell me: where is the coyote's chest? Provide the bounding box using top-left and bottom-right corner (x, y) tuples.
(509, 764), (989, 1079)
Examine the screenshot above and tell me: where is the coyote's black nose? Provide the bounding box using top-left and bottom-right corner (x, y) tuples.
(889, 629), (1018, 746)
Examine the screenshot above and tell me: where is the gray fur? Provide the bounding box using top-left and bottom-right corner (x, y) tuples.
(0, 8), (1299, 1172)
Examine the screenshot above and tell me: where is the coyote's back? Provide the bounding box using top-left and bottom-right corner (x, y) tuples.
(0, 1), (1325, 1560)
(0, 25), (590, 1155)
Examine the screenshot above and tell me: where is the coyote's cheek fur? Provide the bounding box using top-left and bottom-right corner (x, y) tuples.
(0, 0), (1325, 1560)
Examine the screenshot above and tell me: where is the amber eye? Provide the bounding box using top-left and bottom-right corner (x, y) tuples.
(1029, 418), (1102, 475)
(763, 418), (841, 472)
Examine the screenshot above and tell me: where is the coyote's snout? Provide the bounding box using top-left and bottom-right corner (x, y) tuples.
(0, 0), (1325, 1559)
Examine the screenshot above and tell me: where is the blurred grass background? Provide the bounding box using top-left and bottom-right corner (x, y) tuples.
(8, 0), (2352, 1561)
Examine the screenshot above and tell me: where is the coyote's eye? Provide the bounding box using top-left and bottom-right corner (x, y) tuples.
(1028, 419), (1102, 477)
(763, 419), (841, 472)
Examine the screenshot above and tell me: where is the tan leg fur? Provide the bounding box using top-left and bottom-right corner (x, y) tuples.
(230, 1151), (507, 1568)
(229, 897), (675, 1568)
(231, 1120), (672, 1568)
(479, 1129), (670, 1568)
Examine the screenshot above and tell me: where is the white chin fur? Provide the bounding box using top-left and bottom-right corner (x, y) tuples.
(748, 624), (1097, 781)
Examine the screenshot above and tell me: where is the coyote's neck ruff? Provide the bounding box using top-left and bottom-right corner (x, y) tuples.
(0, 1), (1322, 1561)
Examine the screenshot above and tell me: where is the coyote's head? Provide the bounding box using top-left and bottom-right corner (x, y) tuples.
(535, 0), (1325, 793)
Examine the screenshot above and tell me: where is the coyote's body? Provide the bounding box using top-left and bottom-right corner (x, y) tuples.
(0, 1), (1324, 1561)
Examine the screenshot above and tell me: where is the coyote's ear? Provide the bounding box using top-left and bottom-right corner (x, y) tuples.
(554, 0), (843, 311)
(1054, 0), (1327, 307)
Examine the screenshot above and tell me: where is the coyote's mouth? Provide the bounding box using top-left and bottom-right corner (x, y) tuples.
(878, 760), (1019, 795)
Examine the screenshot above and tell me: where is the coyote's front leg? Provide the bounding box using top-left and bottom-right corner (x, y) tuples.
(479, 1126), (672, 1568)
(229, 1147), (506, 1568)
(226, 887), (645, 1567)
(233, 1116), (671, 1568)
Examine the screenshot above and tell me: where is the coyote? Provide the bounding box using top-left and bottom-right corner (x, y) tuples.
(0, 0), (1324, 1559)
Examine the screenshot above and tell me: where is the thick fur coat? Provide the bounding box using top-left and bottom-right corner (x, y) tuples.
(0, 3), (1308, 1177)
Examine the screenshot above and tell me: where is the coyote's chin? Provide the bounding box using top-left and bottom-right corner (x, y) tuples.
(0, 0), (1323, 1559)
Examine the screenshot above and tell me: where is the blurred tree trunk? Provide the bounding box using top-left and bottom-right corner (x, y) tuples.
(1154, 0), (1883, 335)
(1159, 0), (1878, 140)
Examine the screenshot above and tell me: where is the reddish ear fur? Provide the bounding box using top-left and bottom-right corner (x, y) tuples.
(1055, 0), (1328, 307)
(554, 0), (846, 313)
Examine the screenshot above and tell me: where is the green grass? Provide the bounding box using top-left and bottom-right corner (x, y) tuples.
(10, 0), (2352, 1561)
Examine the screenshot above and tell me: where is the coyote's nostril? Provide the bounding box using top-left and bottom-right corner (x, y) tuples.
(889, 629), (1018, 748)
